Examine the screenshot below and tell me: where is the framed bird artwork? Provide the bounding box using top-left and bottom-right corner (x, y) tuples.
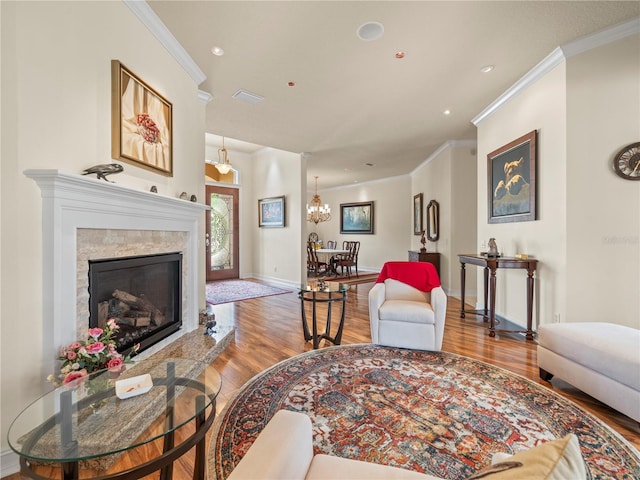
(111, 60), (173, 177)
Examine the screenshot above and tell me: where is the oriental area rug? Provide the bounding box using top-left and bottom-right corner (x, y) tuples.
(205, 280), (291, 305)
(209, 344), (640, 480)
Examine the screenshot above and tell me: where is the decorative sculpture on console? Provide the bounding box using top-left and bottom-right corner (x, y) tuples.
(420, 230), (427, 253)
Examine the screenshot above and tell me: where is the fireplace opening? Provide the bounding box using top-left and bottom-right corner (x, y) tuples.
(88, 252), (182, 354)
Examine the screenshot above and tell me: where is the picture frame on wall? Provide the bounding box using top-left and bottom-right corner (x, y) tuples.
(111, 60), (173, 176)
(258, 196), (285, 228)
(340, 201), (374, 234)
(413, 193), (423, 235)
(487, 130), (537, 224)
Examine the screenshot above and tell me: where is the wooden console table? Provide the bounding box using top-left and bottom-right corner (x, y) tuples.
(458, 254), (538, 340)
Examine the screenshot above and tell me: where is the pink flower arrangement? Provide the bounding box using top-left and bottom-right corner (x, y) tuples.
(49, 318), (139, 386)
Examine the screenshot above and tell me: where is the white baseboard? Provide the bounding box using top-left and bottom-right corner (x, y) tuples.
(1, 448), (20, 477)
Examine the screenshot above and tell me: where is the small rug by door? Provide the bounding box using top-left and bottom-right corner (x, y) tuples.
(210, 344), (640, 480)
(206, 280), (291, 305)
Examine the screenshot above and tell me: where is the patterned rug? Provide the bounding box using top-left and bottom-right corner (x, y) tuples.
(205, 280), (291, 305)
(210, 344), (640, 480)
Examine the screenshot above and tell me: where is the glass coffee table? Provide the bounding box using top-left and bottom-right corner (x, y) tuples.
(7, 358), (221, 480)
(299, 281), (349, 348)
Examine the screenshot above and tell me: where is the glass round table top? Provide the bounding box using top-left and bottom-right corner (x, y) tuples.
(7, 358), (221, 463)
(300, 281), (350, 294)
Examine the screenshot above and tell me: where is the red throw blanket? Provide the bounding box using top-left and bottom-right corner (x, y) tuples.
(375, 261), (441, 292)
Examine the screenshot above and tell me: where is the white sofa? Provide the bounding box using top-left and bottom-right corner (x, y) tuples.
(226, 410), (586, 480)
(227, 409), (438, 480)
(537, 322), (640, 422)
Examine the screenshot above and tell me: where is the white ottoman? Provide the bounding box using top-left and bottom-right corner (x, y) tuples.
(537, 322), (640, 422)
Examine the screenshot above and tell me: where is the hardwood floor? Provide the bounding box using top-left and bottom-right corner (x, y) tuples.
(6, 280), (639, 479)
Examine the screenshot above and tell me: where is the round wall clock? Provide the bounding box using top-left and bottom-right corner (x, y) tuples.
(612, 142), (640, 180)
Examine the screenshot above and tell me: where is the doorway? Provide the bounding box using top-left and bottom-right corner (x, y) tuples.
(206, 185), (239, 281)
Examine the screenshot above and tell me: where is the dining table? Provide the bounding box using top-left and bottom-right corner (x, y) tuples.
(314, 248), (349, 275)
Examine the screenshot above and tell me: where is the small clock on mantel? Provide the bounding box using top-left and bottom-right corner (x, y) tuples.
(612, 142), (640, 180)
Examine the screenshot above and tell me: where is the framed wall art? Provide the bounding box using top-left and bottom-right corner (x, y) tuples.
(340, 201), (374, 234)
(487, 130), (537, 224)
(258, 196), (285, 228)
(413, 193), (423, 235)
(111, 60), (173, 176)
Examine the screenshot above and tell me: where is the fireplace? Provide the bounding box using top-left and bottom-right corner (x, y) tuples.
(88, 252), (182, 354)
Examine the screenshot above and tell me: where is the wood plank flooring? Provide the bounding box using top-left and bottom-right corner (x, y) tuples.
(6, 280), (638, 479)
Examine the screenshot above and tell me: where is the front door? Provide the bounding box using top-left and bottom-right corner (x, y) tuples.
(206, 185), (239, 281)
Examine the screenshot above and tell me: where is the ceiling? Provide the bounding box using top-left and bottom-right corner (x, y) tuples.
(148, 1), (639, 189)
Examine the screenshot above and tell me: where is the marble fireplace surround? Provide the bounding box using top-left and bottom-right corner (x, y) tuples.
(25, 170), (209, 374)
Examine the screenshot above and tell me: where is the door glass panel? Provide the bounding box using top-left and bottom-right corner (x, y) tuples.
(210, 192), (234, 271)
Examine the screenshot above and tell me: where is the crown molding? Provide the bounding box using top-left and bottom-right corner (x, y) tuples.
(411, 139), (477, 175)
(198, 90), (214, 104)
(472, 17), (640, 126)
(123, 0), (206, 85)
(562, 16), (640, 58)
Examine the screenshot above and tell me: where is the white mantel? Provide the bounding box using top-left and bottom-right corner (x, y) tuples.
(25, 169), (208, 372)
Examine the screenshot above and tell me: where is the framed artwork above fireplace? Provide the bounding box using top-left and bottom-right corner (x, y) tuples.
(111, 60), (173, 176)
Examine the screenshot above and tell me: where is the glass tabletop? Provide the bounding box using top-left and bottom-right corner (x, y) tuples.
(7, 358), (221, 463)
(300, 280), (349, 294)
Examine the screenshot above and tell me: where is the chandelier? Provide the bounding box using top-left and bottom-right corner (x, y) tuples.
(307, 176), (331, 224)
(215, 137), (233, 174)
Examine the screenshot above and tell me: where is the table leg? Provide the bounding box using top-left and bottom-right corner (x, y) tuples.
(526, 268), (535, 340)
(460, 262), (466, 318)
(161, 362), (176, 480)
(483, 266), (489, 320)
(325, 292), (333, 338)
(311, 292), (319, 349)
(333, 293), (347, 345)
(488, 267), (497, 337)
(60, 390), (79, 480)
(62, 461), (79, 480)
(300, 294), (311, 341)
(192, 395), (207, 480)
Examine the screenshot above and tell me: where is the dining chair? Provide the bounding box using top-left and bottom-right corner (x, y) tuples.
(307, 242), (328, 277)
(337, 241), (360, 278)
(326, 240), (337, 249)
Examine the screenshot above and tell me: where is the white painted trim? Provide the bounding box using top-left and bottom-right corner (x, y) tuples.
(472, 17), (640, 126)
(472, 47), (565, 126)
(123, 0), (206, 85)
(1, 449), (19, 477)
(198, 90), (214, 104)
(411, 139), (477, 175)
(24, 170), (209, 382)
(562, 17), (640, 58)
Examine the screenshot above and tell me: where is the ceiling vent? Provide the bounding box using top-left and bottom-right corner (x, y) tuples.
(232, 89), (264, 104)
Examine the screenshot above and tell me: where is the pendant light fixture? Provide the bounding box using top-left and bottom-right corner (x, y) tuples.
(215, 137), (233, 174)
(307, 176), (331, 224)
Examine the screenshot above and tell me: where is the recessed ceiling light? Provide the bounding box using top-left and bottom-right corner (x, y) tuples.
(364, 162), (376, 167)
(211, 46), (225, 56)
(480, 65), (494, 73)
(287, 81), (296, 87)
(357, 21), (384, 41)
(443, 109), (451, 115)
(395, 51), (406, 59)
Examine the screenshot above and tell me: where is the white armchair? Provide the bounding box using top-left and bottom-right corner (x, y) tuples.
(369, 261), (447, 351)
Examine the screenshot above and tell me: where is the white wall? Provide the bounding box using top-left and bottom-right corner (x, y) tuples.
(309, 175), (412, 272)
(565, 34), (640, 328)
(476, 64), (568, 330)
(475, 32), (640, 330)
(252, 148), (304, 286)
(411, 143), (478, 293)
(0, 1), (205, 456)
